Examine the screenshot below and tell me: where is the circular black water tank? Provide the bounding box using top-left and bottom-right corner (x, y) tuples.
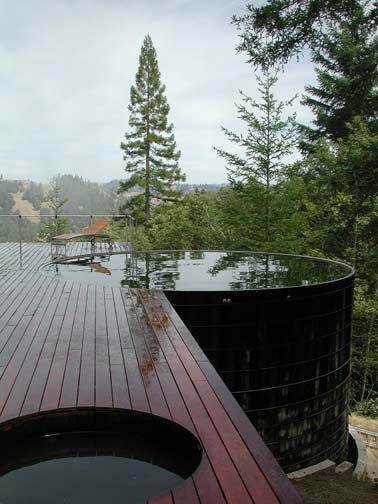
(159, 252), (354, 472)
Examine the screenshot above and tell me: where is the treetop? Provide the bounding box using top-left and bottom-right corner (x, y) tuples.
(233, 0), (378, 68)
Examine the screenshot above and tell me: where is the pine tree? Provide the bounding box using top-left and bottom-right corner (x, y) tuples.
(232, 0), (378, 67)
(119, 35), (185, 228)
(214, 68), (298, 245)
(38, 177), (68, 240)
(302, 3), (378, 145)
(215, 68), (297, 190)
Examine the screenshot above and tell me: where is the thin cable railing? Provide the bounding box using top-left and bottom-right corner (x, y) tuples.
(0, 213), (137, 267)
(353, 426), (378, 448)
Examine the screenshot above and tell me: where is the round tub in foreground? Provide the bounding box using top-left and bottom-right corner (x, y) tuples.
(0, 410), (202, 504)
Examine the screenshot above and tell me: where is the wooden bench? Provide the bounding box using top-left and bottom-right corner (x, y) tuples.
(50, 232), (114, 260)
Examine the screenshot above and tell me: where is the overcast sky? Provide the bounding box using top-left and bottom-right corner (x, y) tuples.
(0, 0), (316, 184)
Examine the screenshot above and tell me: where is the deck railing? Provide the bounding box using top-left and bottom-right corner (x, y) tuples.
(0, 213), (137, 266)
(354, 426), (378, 448)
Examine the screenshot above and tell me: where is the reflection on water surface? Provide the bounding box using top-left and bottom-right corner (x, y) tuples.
(0, 425), (200, 504)
(42, 251), (352, 290)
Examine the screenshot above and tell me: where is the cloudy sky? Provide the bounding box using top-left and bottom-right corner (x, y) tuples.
(0, 0), (316, 184)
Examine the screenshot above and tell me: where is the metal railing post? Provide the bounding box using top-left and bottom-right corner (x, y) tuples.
(18, 215), (22, 269)
(133, 217), (137, 251)
(0, 214), (138, 261)
(125, 214), (129, 247)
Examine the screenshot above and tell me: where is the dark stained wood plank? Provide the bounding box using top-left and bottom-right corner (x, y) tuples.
(136, 293), (253, 504)
(0, 271), (40, 331)
(104, 287), (131, 409)
(148, 290), (304, 503)
(95, 285), (113, 408)
(168, 360), (253, 503)
(59, 283), (88, 408)
(119, 287), (151, 414)
(195, 378), (280, 504)
(150, 289), (209, 363)
(139, 291), (207, 384)
(141, 289), (302, 504)
(199, 360), (304, 504)
(112, 288), (134, 349)
(6, 274), (49, 326)
(119, 288), (152, 413)
(153, 361), (226, 504)
(20, 282), (73, 416)
(20, 316), (64, 415)
(0, 269), (26, 298)
(18, 243), (47, 270)
(172, 477), (200, 504)
(153, 361), (194, 433)
(41, 283), (81, 411)
(132, 295), (228, 503)
(77, 284), (96, 407)
(0, 278), (60, 413)
(0, 279), (54, 370)
(148, 494), (174, 504)
(0, 242), (14, 263)
(0, 280), (66, 422)
(192, 455), (227, 504)
(124, 289), (171, 420)
(122, 348), (150, 413)
(0, 276), (52, 362)
(132, 293), (166, 365)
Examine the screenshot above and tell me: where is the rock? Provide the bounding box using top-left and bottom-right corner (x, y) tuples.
(287, 460), (336, 479)
(335, 461), (354, 474)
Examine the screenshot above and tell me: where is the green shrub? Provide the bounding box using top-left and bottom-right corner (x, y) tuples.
(353, 398), (378, 419)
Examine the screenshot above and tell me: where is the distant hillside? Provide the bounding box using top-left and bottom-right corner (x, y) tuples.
(0, 178), (38, 241)
(178, 183), (226, 193)
(48, 175), (116, 215)
(101, 180), (226, 195)
(101, 179), (121, 195)
(0, 175), (121, 239)
(0, 174), (226, 241)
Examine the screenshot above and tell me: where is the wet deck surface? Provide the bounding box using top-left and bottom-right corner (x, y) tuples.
(0, 242), (302, 503)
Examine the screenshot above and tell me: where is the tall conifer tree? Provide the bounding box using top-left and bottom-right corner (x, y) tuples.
(232, 0), (378, 67)
(119, 35), (185, 228)
(214, 68), (297, 244)
(302, 2), (378, 145)
(215, 68), (297, 190)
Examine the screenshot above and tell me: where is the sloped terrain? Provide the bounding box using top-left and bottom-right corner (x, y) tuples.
(12, 192), (40, 222)
(293, 467), (377, 504)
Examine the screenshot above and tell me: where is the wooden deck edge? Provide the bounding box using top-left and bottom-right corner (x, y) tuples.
(147, 289), (304, 504)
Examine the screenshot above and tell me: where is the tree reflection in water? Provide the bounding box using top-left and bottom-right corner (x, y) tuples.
(48, 251), (351, 291)
(121, 252), (182, 290)
(207, 252), (349, 290)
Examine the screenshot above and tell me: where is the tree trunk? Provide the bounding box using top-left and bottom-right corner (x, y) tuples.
(145, 146), (151, 230)
(145, 66), (151, 230)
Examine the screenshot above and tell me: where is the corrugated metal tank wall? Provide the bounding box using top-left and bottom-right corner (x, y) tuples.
(165, 274), (354, 472)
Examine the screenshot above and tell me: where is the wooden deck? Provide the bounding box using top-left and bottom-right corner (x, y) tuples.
(0, 242), (303, 503)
